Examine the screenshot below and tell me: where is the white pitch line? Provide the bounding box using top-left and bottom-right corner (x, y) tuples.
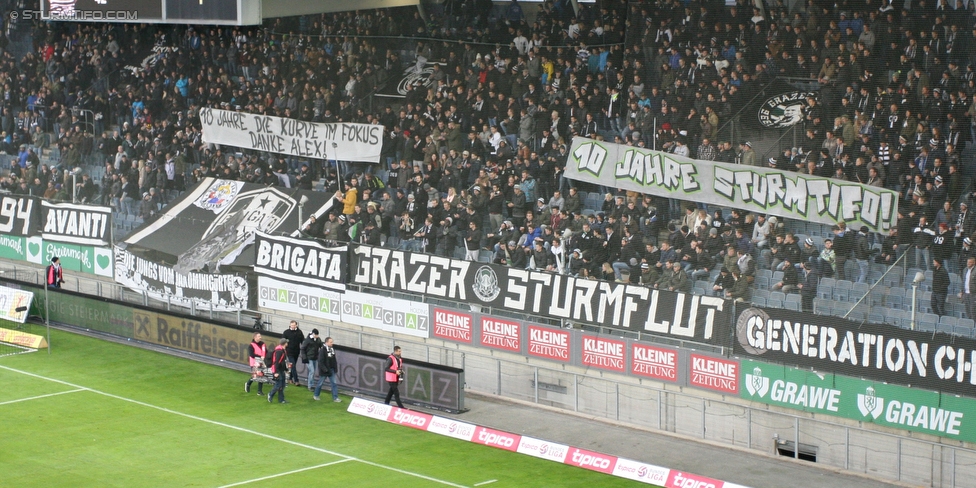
(0, 388), (85, 406)
(474, 480), (497, 486)
(0, 365), (468, 488)
(216, 459), (353, 488)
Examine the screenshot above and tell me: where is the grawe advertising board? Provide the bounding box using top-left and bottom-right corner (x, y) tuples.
(200, 108), (383, 163)
(350, 245), (732, 346)
(741, 359), (976, 442)
(567, 137), (898, 234)
(734, 306), (976, 397)
(256, 276), (342, 321)
(347, 397), (739, 486)
(340, 290), (429, 338)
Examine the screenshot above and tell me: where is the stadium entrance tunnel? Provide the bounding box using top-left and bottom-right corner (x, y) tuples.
(776, 440), (818, 463)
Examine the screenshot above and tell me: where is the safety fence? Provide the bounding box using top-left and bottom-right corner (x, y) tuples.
(4, 257), (976, 486)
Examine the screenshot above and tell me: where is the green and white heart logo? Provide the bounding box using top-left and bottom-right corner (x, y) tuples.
(93, 247), (113, 278)
(25, 236), (43, 264)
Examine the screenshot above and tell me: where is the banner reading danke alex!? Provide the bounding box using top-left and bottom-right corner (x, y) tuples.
(567, 137), (898, 233)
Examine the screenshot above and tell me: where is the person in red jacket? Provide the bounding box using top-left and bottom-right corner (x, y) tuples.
(46, 257), (64, 289)
(267, 338), (289, 404)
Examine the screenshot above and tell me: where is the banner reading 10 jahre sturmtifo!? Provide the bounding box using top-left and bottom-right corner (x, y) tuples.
(566, 137), (898, 234)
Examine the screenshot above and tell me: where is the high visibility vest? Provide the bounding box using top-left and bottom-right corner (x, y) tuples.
(249, 342), (266, 368)
(385, 354), (402, 382)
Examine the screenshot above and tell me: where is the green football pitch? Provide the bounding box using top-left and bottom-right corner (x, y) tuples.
(0, 328), (656, 487)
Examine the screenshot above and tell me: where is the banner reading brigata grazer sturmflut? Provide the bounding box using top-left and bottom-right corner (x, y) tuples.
(566, 137), (898, 234)
(349, 244), (733, 346)
(734, 306), (976, 398)
(199, 108), (383, 163)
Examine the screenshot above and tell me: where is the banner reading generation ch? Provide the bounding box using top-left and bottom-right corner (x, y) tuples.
(567, 138), (898, 233)
(199, 108), (383, 163)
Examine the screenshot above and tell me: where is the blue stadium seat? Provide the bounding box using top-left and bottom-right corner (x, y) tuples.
(818, 284), (833, 300)
(918, 322), (937, 333)
(953, 325), (975, 338)
(832, 288), (850, 302)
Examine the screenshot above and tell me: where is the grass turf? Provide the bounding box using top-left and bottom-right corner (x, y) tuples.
(0, 328), (656, 487)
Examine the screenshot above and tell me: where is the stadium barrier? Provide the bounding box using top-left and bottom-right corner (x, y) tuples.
(5, 259), (976, 485)
(3, 280), (464, 412)
(347, 396), (745, 488)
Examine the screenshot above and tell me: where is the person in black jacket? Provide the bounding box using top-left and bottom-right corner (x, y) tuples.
(267, 338), (289, 404)
(772, 257), (800, 293)
(932, 259), (950, 317)
(314, 337), (341, 402)
(832, 224), (853, 281)
(282, 320), (304, 386)
(798, 262), (820, 313)
(300, 329), (323, 391)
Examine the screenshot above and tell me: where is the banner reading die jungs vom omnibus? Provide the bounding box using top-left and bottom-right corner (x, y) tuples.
(566, 137), (898, 234)
(741, 359), (976, 442)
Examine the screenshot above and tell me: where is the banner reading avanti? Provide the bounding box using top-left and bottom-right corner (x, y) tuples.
(566, 137), (898, 234)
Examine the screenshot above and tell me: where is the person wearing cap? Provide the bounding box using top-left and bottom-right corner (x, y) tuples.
(797, 261), (819, 312)
(321, 212), (342, 245)
(46, 256), (64, 289)
(314, 337), (341, 402)
(282, 320), (304, 386)
(957, 200), (975, 237)
(435, 216), (459, 257)
(739, 141), (757, 166)
(913, 216), (936, 271)
(300, 329), (324, 391)
(932, 258), (951, 317)
(711, 266), (734, 297)
(933, 222), (954, 271)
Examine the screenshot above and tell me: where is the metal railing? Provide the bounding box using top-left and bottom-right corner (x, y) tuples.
(4, 257), (975, 486)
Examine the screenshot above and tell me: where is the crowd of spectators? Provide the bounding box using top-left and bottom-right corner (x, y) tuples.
(2, 0), (976, 316)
